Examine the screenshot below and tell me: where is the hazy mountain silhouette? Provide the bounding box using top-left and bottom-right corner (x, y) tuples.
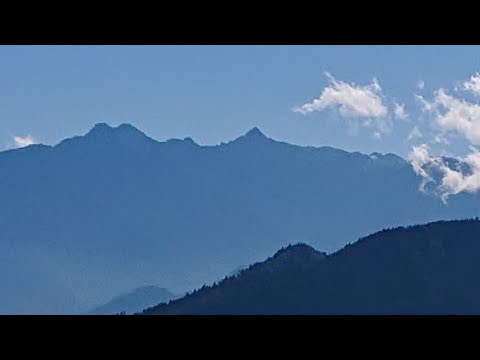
(87, 286), (176, 315)
(0, 123), (479, 314)
(144, 219), (480, 314)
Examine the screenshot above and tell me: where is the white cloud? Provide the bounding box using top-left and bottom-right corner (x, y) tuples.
(439, 150), (480, 200)
(464, 72), (480, 96)
(425, 88), (480, 145)
(294, 73), (389, 133)
(293, 73), (391, 136)
(394, 102), (408, 120)
(13, 135), (36, 148)
(415, 72), (480, 149)
(407, 126), (423, 141)
(408, 72), (480, 200)
(293, 70), (480, 202)
(409, 144), (435, 191)
(409, 143), (480, 203)
(414, 94), (434, 112)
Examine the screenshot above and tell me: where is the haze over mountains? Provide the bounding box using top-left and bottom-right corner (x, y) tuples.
(87, 286), (176, 315)
(1, 123), (479, 314)
(145, 220), (480, 315)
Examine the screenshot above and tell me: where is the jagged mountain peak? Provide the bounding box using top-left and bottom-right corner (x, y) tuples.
(86, 122), (148, 138)
(55, 122), (155, 150)
(238, 126), (268, 140)
(226, 126), (272, 147)
(88, 122), (113, 134)
(245, 127), (267, 139)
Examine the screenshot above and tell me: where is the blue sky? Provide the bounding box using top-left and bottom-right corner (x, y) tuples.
(1, 45), (480, 159)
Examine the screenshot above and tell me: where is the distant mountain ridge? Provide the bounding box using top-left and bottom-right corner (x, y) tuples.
(144, 219), (480, 315)
(0, 122), (479, 314)
(87, 286), (176, 315)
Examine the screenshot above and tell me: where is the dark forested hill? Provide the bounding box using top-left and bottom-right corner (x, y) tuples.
(1, 123), (479, 313)
(144, 219), (480, 314)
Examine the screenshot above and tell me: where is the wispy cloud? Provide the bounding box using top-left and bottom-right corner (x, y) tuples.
(13, 135), (36, 148)
(434, 134), (449, 145)
(464, 72), (480, 97)
(417, 80), (425, 90)
(407, 126), (423, 141)
(394, 102), (408, 120)
(415, 94), (434, 112)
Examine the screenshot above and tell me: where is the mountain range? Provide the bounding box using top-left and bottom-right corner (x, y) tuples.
(144, 219), (480, 314)
(1, 123), (479, 314)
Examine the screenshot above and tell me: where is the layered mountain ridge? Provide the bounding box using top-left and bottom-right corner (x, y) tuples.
(145, 219), (480, 315)
(0, 123), (478, 314)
